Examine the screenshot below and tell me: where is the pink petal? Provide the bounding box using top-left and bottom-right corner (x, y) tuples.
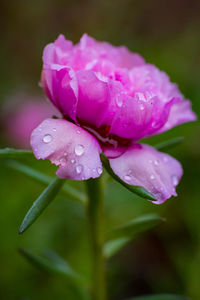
(79, 33), (145, 70)
(109, 144), (183, 204)
(109, 93), (159, 140)
(157, 100), (197, 134)
(42, 66), (78, 122)
(4, 99), (60, 149)
(76, 70), (110, 127)
(116, 45), (145, 69)
(30, 118), (102, 180)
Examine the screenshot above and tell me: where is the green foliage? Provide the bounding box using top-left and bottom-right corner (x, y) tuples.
(107, 214), (165, 240)
(19, 248), (81, 281)
(19, 177), (65, 233)
(104, 214), (165, 258)
(6, 159), (86, 203)
(154, 137), (185, 151)
(0, 2), (199, 298)
(0, 148), (33, 158)
(19, 248), (89, 299)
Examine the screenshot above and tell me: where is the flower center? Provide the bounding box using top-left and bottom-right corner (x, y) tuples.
(81, 122), (131, 149)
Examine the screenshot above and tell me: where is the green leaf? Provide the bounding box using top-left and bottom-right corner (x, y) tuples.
(107, 214), (165, 240)
(100, 153), (156, 201)
(126, 294), (190, 300)
(19, 177), (65, 234)
(7, 159), (52, 183)
(154, 137), (184, 151)
(104, 214), (165, 258)
(0, 148), (33, 158)
(20, 248), (89, 299)
(19, 248), (82, 282)
(104, 237), (129, 258)
(6, 160), (86, 203)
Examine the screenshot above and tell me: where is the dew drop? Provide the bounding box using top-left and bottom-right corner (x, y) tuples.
(75, 144), (84, 156)
(43, 134), (52, 143)
(135, 92), (146, 101)
(172, 175), (178, 186)
(97, 167), (103, 175)
(124, 175), (131, 181)
(76, 164), (83, 174)
(139, 103), (145, 111)
(116, 96), (123, 107)
(60, 157), (66, 165)
(76, 130), (81, 134)
(71, 159), (75, 164)
(154, 160), (159, 166)
(53, 128), (56, 132)
(150, 174), (155, 180)
(154, 192), (162, 200)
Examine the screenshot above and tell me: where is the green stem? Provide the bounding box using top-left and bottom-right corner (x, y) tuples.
(85, 178), (106, 300)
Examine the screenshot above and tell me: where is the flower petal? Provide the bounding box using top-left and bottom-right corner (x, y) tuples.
(78, 33), (145, 70)
(157, 100), (197, 134)
(76, 70), (110, 127)
(109, 144), (183, 204)
(42, 38), (78, 121)
(30, 118), (102, 180)
(109, 93), (160, 140)
(42, 66), (78, 122)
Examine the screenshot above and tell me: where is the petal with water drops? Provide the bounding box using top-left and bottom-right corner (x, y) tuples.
(109, 144), (183, 204)
(31, 118), (102, 180)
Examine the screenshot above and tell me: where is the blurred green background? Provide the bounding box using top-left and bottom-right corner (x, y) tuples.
(0, 0), (200, 299)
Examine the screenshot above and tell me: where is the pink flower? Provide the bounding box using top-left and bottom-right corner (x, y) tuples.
(31, 34), (196, 203)
(3, 97), (60, 149)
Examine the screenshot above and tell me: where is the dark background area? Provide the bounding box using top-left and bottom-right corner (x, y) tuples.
(0, 0), (199, 299)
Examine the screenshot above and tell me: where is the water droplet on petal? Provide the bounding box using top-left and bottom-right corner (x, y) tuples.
(139, 103), (145, 110)
(135, 92), (146, 101)
(97, 167), (102, 175)
(172, 175), (178, 186)
(150, 174), (155, 180)
(53, 128), (56, 132)
(60, 157), (66, 165)
(75, 144), (84, 156)
(154, 192), (162, 200)
(124, 175), (131, 181)
(76, 130), (81, 134)
(71, 159), (75, 164)
(116, 96), (123, 107)
(43, 134), (52, 143)
(154, 160), (159, 166)
(76, 164), (83, 174)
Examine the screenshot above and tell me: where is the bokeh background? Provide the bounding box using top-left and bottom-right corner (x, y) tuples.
(0, 0), (200, 299)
